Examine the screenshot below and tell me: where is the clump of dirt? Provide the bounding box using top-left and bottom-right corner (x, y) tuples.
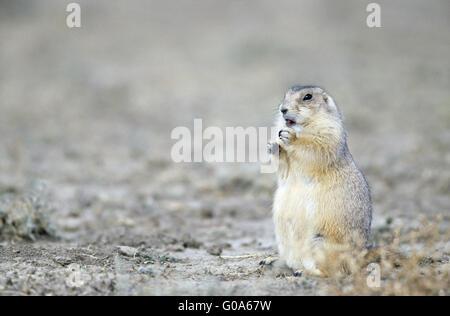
(0, 194), (56, 241)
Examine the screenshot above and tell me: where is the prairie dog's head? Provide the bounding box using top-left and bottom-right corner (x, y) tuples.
(278, 86), (342, 133)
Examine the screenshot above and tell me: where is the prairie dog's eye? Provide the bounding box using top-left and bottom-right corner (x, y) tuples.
(303, 94), (313, 101)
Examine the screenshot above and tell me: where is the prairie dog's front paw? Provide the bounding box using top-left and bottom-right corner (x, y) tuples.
(267, 142), (280, 155)
(279, 128), (296, 146)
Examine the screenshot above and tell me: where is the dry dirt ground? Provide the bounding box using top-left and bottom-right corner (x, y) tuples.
(0, 1), (449, 295)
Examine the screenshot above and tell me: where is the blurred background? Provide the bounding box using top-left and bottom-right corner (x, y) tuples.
(0, 0), (448, 295)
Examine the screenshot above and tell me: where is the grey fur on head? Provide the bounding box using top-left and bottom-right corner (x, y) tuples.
(288, 85), (324, 92)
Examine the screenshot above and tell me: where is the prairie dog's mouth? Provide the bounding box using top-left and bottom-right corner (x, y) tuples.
(283, 116), (297, 127)
(285, 119), (295, 126)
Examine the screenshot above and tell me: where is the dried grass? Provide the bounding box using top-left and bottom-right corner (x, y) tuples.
(321, 217), (449, 296)
(0, 191), (56, 241)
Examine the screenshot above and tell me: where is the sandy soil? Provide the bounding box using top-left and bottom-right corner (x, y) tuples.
(0, 0), (448, 295)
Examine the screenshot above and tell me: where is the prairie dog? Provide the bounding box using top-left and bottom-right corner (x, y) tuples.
(263, 86), (372, 277)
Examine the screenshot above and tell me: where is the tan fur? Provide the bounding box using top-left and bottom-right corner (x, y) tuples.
(266, 86), (372, 277)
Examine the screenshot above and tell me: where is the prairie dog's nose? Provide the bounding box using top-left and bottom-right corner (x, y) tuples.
(280, 106), (288, 114)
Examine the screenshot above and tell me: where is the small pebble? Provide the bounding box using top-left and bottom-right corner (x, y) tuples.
(117, 246), (139, 257)
(207, 246), (223, 256)
(137, 266), (154, 275)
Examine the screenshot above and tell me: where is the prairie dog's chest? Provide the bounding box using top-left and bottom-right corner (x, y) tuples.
(273, 175), (318, 224)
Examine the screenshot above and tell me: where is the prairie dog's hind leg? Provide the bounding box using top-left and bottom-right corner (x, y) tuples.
(259, 256), (278, 266)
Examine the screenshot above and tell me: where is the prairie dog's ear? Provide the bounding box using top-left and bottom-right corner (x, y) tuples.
(322, 92), (337, 112)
